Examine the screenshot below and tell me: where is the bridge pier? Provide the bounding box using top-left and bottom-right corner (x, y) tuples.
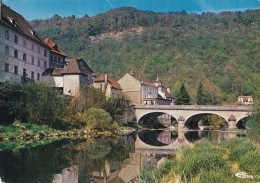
(178, 116), (185, 130)
(228, 115), (237, 130)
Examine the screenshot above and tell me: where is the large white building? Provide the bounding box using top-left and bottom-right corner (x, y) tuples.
(0, 3), (49, 83)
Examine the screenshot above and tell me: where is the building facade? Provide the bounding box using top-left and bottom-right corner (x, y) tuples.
(0, 3), (49, 83)
(93, 73), (122, 99)
(43, 58), (94, 96)
(237, 96), (253, 105)
(44, 38), (67, 68)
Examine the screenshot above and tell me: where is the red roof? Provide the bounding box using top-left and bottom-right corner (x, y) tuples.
(130, 74), (155, 87)
(62, 58), (93, 75)
(95, 74), (122, 90)
(0, 3), (47, 47)
(44, 38), (67, 57)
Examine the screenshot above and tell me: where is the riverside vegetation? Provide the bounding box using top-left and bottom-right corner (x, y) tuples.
(0, 82), (128, 151)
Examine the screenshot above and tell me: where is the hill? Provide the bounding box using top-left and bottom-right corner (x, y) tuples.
(30, 7), (260, 103)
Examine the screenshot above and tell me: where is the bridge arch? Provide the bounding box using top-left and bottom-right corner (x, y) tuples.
(236, 116), (251, 129)
(185, 112), (228, 129)
(138, 111), (177, 128)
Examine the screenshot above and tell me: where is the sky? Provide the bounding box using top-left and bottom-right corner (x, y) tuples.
(3, 0), (260, 20)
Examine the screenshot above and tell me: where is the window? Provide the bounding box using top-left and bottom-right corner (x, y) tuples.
(50, 55), (53, 61)
(14, 66), (18, 74)
(44, 49), (47, 57)
(5, 46), (9, 55)
(31, 71), (34, 79)
(37, 73), (40, 80)
(38, 60), (40, 66)
(5, 31), (9, 40)
(58, 57), (61, 62)
(38, 47), (40, 53)
(14, 35), (18, 44)
(5, 63), (9, 72)
(23, 40), (26, 47)
(31, 57), (34, 65)
(14, 49), (18, 58)
(23, 53), (26, 61)
(54, 56), (57, 62)
(23, 69), (26, 78)
(44, 61), (47, 68)
(32, 44), (34, 50)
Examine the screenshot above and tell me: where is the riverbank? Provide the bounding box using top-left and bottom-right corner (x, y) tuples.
(0, 122), (136, 151)
(137, 138), (260, 183)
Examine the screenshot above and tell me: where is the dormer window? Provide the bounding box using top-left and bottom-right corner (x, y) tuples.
(29, 29), (36, 36)
(7, 17), (16, 25)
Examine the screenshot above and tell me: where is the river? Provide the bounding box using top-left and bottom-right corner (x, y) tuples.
(0, 130), (245, 183)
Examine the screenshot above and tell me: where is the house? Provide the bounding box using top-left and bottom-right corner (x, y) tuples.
(154, 76), (174, 105)
(93, 73), (122, 99)
(118, 70), (158, 105)
(118, 70), (174, 105)
(43, 58), (94, 96)
(0, 2), (49, 83)
(44, 38), (67, 68)
(237, 96), (253, 105)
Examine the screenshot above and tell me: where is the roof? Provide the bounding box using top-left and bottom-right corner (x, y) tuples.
(129, 74), (155, 87)
(0, 3), (47, 47)
(62, 58), (93, 75)
(44, 38), (67, 57)
(43, 58), (93, 76)
(237, 96), (253, 99)
(228, 115), (236, 121)
(164, 89), (173, 99)
(95, 74), (122, 90)
(42, 68), (64, 76)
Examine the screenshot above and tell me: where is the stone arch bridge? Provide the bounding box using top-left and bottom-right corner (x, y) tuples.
(134, 105), (253, 129)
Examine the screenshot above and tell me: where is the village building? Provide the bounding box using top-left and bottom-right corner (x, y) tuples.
(93, 73), (122, 99)
(42, 58), (94, 96)
(0, 2), (49, 83)
(237, 96), (253, 105)
(118, 70), (174, 105)
(44, 38), (67, 68)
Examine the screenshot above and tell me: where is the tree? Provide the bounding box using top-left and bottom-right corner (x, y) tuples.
(180, 83), (191, 105)
(197, 82), (218, 105)
(173, 81), (182, 105)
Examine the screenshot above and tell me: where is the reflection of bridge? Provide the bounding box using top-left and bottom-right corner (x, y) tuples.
(134, 105), (252, 129)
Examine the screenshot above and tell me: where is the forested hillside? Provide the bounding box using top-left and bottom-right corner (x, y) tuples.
(30, 7), (260, 103)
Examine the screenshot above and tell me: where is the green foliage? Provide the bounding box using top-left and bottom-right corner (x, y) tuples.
(196, 82), (218, 105)
(174, 83), (191, 105)
(84, 107), (116, 131)
(0, 82), (68, 126)
(69, 86), (106, 113)
(103, 98), (125, 123)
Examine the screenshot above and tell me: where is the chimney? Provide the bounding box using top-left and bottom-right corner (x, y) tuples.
(105, 74), (108, 83)
(167, 88), (170, 93)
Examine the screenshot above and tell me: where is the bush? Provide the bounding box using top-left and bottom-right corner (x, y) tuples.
(84, 107), (116, 131)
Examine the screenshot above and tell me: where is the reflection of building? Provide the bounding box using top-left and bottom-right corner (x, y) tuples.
(42, 58), (94, 96)
(118, 70), (173, 105)
(93, 73), (122, 99)
(52, 165), (78, 183)
(0, 2), (49, 83)
(237, 96), (253, 105)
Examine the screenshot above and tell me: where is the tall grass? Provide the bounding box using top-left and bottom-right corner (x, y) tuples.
(137, 138), (260, 183)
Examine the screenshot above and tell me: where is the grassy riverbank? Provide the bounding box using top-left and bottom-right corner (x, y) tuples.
(0, 122), (135, 151)
(138, 138), (260, 183)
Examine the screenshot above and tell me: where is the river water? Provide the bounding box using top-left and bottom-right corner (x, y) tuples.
(0, 130), (245, 183)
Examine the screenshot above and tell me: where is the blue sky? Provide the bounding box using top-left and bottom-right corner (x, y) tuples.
(3, 0), (260, 20)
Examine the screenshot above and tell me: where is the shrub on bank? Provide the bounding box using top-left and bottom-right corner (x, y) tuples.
(84, 107), (118, 131)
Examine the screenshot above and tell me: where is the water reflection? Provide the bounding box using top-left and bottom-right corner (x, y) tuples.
(0, 130), (244, 183)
